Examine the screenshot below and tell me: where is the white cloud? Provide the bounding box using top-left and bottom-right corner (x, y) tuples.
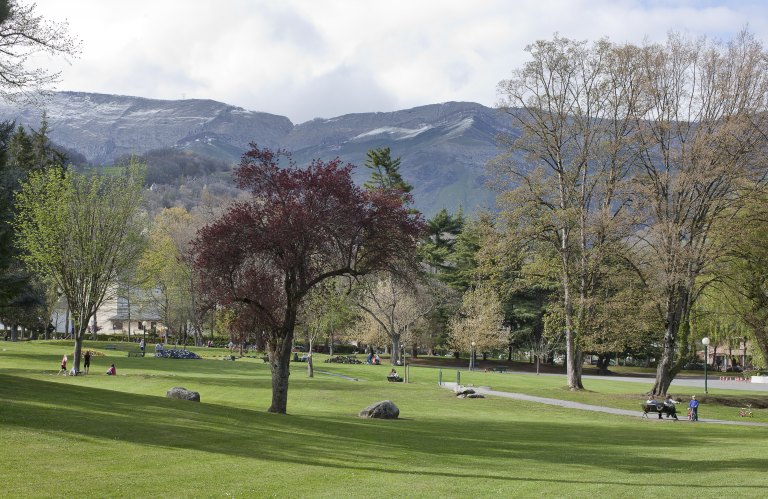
(32, 0), (768, 123)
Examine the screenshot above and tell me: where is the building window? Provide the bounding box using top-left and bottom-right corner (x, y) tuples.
(112, 321), (123, 330)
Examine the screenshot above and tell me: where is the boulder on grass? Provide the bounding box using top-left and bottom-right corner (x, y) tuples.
(455, 387), (475, 396)
(359, 400), (399, 419)
(166, 386), (200, 402)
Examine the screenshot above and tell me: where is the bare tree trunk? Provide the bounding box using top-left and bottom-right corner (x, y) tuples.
(652, 292), (687, 395)
(391, 335), (401, 365)
(563, 265), (583, 390)
(72, 324), (86, 373)
(268, 331), (294, 414)
(307, 337), (314, 378)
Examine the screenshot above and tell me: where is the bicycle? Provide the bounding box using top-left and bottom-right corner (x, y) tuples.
(739, 404), (753, 417)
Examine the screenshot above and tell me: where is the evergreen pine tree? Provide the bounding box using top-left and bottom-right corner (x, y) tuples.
(362, 147), (412, 193)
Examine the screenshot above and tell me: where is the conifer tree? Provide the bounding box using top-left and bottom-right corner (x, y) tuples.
(363, 147), (412, 194)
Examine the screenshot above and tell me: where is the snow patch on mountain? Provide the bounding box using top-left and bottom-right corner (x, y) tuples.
(444, 117), (474, 139)
(353, 124), (433, 141)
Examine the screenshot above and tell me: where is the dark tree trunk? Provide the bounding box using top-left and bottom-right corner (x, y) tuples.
(596, 354), (611, 374)
(72, 325), (86, 373)
(268, 329), (294, 414)
(391, 335), (401, 365)
(10, 325), (18, 342)
(652, 290), (688, 395)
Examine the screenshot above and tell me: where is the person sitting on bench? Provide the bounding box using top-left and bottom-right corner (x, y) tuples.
(662, 395), (679, 420)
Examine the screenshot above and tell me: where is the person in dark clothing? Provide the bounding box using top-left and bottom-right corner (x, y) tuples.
(83, 350), (91, 374)
(663, 395), (679, 420)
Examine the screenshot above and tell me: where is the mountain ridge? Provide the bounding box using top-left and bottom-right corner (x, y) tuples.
(0, 92), (517, 216)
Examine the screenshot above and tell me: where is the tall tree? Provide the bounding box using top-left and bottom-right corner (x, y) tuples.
(300, 280), (356, 376)
(363, 147), (411, 194)
(194, 145), (423, 414)
(356, 274), (435, 365)
(0, 0), (81, 102)
(13, 161), (146, 371)
(137, 207), (205, 346)
(448, 283), (506, 360)
(703, 190), (768, 368)
(495, 36), (639, 390)
(0, 118), (66, 321)
(628, 32), (768, 394)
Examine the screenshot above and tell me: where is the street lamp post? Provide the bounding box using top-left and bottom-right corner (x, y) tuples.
(702, 337), (710, 394)
(470, 341), (476, 371)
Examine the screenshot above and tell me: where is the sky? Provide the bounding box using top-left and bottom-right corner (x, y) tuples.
(33, 0), (768, 124)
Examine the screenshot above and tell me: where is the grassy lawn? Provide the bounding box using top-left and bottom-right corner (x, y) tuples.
(1, 341), (767, 498)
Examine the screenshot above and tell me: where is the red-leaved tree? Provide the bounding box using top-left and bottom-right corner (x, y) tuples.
(194, 145), (423, 413)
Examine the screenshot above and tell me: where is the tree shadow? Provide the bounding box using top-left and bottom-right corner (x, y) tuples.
(1, 374), (766, 488)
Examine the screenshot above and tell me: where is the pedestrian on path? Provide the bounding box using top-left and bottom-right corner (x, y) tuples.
(688, 395), (699, 421)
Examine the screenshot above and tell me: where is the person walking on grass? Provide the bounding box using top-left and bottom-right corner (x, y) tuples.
(83, 350), (91, 374)
(663, 395), (679, 420)
(58, 354), (68, 375)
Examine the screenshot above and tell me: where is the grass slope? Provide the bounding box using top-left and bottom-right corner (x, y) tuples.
(1, 341), (766, 498)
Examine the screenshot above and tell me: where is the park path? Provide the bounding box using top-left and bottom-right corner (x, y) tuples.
(440, 382), (768, 427)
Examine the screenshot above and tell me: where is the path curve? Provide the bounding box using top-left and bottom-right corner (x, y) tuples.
(441, 382), (768, 427)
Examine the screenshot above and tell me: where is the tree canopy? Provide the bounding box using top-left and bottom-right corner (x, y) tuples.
(13, 160), (146, 370)
(194, 145), (423, 413)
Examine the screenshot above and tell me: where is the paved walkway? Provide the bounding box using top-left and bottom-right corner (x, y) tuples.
(440, 382), (768, 427)
(314, 370), (359, 381)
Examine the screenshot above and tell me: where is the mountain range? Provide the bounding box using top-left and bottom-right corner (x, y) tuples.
(0, 92), (520, 216)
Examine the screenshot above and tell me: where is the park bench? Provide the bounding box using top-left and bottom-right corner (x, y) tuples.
(104, 345), (117, 350)
(127, 350), (144, 357)
(641, 403), (678, 419)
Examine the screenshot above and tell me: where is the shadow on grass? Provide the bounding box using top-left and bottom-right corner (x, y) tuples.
(1, 373), (766, 488)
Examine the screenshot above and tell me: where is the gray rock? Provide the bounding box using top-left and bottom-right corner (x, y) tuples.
(166, 386), (200, 402)
(359, 400), (399, 419)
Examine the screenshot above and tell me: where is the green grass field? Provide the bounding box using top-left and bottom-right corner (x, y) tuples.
(1, 341), (767, 498)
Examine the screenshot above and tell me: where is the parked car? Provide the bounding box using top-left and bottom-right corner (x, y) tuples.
(725, 365), (743, 372)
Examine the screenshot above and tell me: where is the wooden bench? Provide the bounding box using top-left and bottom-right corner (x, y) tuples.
(104, 345), (117, 350)
(127, 350), (144, 357)
(641, 403), (678, 420)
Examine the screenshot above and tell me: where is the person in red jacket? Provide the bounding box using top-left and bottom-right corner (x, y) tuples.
(58, 355), (68, 375)
(106, 364), (116, 375)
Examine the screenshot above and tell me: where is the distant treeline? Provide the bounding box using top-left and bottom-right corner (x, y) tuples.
(115, 148), (232, 185)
